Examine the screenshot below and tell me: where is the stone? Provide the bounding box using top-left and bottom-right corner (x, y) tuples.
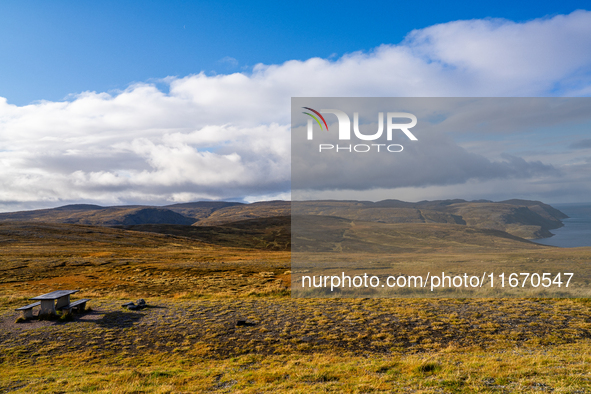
(122, 299), (147, 310)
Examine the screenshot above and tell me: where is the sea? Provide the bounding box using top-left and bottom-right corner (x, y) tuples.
(533, 203), (591, 248)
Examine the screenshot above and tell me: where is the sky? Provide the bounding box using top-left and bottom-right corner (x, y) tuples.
(1, 1), (591, 211)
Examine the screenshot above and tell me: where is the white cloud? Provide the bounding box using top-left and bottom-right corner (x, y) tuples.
(1, 11), (591, 210)
(218, 56), (239, 67)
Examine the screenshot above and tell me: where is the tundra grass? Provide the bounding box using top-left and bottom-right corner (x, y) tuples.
(2, 222), (591, 392)
(2, 296), (591, 392)
(1, 341), (591, 393)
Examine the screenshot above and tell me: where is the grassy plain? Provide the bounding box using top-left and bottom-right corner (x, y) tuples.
(2, 220), (591, 392)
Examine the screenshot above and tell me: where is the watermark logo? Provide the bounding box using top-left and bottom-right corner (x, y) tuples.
(302, 107), (329, 133)
(302, 107), (418, 153)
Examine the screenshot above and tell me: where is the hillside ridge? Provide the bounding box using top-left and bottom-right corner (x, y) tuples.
(0, 199), (567, 239)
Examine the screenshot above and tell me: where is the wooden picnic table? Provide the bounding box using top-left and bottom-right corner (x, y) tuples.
(30, 289), (79, 315)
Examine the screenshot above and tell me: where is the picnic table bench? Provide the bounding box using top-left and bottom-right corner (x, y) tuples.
(58, 298), (90, 313)
(14, 290), (91, 319)
(30, 290), (80, 315)
(15, 301), (41, 319)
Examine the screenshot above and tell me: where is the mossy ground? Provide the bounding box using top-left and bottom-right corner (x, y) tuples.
(2, 222), (591, 392)
(2, 344), (591, 393)
(2, 296), (591, 392)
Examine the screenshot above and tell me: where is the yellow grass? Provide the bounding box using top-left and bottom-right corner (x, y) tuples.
(2, 221), (591, 392)
(2, 343), (591, 392)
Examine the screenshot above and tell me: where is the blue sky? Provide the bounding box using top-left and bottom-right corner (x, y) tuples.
(1, 0), (591, 105)
(1, 2), (591, 210)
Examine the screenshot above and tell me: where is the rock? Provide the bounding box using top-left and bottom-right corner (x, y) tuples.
(122, 299), (147, 310)
(236, 320), (255, 327)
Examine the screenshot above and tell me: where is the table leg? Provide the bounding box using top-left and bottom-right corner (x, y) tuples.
(40, 299), (55, 315)
(56, 295), (70, 309)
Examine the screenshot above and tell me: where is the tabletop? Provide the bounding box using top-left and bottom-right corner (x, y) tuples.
(30, 290), (79, 300)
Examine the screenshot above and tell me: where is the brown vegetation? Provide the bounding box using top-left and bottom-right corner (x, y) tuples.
(0, 198), (566, 240)
(1, 212), (591, 392)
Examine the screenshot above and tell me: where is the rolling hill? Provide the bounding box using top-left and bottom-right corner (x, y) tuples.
(0, 198), (568, 240)
(117, 216), (291, 250)
(191, 201), (291, 225)
(0, 205), (195, 226)
(290, 199), (566, 239)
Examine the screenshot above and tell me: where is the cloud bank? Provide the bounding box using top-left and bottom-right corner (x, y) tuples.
(1, 11), (591, 210)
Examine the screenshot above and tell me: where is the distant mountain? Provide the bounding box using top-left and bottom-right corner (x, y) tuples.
(53, 204), (104, 210)
(498, 199), (568, 221)
(0, 198), (568, 240)
(192, 201), (291, 226)
(0, 206), (195, 226)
